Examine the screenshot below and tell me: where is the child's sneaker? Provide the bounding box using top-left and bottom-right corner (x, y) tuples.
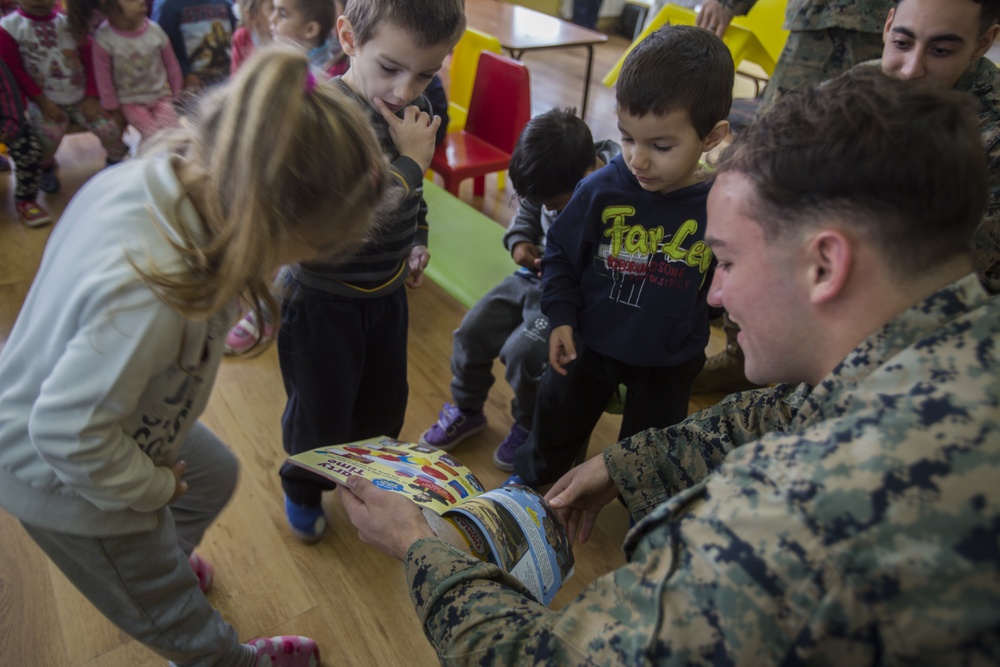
(501, 473), (526, 487)
(284, 494), (326, 543)
(39, 167), (60, 194)
(224, 311), (275, 355)
(492, 423), (529, 472)
(248, 635), (320, 667)
(418, 402), (486, 451)
(188, 551), (214, 593)
(15, 200), (51, 228)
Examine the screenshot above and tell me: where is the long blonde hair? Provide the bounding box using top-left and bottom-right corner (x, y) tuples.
(135, 45), (388, 351)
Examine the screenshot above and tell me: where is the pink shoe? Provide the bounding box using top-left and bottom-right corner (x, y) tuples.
(188, 551), (214, 593)
(224, 311), (275, 355)
(249, 636), (320, 667)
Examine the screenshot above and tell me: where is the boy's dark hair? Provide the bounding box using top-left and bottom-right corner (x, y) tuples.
(298, 0), (336, 46)
(719, 68), (986, 279)
(616, 25), (734, 138)
(896, 0), (1000, 36)
(508, 108), (596, 204)
(344, 0), (465, 48)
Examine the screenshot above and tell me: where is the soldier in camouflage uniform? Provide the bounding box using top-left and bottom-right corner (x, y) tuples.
(878, 0), (1000, 294)
(692, 0), (894, 395)
(341, 70), (1000, 665)
(698, 0), (892, 110)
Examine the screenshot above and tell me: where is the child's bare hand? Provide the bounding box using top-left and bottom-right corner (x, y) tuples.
(512, 242), (542, 275)
(549, 325), (576, 375)
(405, 244), (430, 288)
(36, 96), (65, 124)
(373, 97), (440, 173)
(166, 460), (188, 505)
(80, 96), (103, 123)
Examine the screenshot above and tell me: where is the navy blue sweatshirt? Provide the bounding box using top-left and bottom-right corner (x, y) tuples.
(541, 154), (715, 368)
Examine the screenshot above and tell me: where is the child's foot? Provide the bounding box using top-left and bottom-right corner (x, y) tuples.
(492, 423), (529, 472)
(284, 494), (326, 543)
(248, 635), (320, 667)
(418, 402), (486, 451)
(15, 200), (51, 228)
(224, 311), (275, 355)
(39, 167), (60, 194)
(188, 551), (214, 593)
(501, 473), (525, 487)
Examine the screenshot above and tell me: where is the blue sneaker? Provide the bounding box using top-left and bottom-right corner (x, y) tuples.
(492, 423), (529, 472)
(501, 473), (526, 487)
(284, 495), (326, 543)
(418, 402), (486, 451)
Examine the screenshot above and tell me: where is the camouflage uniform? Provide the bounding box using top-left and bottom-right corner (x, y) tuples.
(405, 274), (1000, 665)
(959, 57), (1000, 294)
(723, 0), (891, 109)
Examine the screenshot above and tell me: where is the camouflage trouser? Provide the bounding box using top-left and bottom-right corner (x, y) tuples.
(759, 28), (885, 113)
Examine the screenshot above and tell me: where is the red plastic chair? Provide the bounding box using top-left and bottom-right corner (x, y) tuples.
(430, 51), (531, 198)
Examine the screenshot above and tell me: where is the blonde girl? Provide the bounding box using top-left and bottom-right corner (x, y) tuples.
(0, 45), (387, 667)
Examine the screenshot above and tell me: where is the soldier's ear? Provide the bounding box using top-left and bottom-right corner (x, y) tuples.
(805, 229), (852, 305)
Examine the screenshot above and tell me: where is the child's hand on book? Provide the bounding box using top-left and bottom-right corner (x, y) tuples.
(341, 475), (437, 560)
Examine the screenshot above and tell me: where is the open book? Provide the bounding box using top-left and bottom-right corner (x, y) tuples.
(286, 436), (574, 605)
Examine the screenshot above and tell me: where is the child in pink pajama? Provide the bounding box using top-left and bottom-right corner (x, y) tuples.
(92, 0), (182, 141)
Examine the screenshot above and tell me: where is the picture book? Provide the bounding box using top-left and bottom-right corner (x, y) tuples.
(286, 436), (574, 605)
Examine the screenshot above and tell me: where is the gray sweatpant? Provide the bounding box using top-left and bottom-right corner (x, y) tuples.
(450, 272), (549, 429)
(21, 422), (257, 667)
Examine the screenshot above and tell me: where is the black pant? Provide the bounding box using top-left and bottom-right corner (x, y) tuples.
(278, 282), (409, 505)
(514, 343), (704, 487)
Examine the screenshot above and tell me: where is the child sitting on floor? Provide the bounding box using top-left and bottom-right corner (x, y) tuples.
(0, 0), (129, 194)
(92, 0), (183, 141)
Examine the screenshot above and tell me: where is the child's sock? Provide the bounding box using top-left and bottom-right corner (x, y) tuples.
(188, 551), (214, 593)
(249, 636), (320, 667)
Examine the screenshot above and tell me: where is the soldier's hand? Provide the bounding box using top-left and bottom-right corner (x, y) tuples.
(342, 475), (437, 560)
(545, 456), (619, 544)
(696, 0), (735, 38)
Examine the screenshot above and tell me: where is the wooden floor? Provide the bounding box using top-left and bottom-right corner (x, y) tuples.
(0, 30), (740, 666)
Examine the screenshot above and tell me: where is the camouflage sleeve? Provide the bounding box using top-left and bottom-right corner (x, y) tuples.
(405, 453), (858, 665)
(605, 384), (806, 518)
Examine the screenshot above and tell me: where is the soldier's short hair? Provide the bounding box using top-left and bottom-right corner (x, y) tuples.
(615, 25), (734, 138)
(895, 0), (1000, 36)
(718, 68), (986, 278)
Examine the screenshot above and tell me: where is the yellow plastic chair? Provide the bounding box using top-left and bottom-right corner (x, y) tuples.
(447, 27), (502, 133)
(602, 0), (789, 88)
